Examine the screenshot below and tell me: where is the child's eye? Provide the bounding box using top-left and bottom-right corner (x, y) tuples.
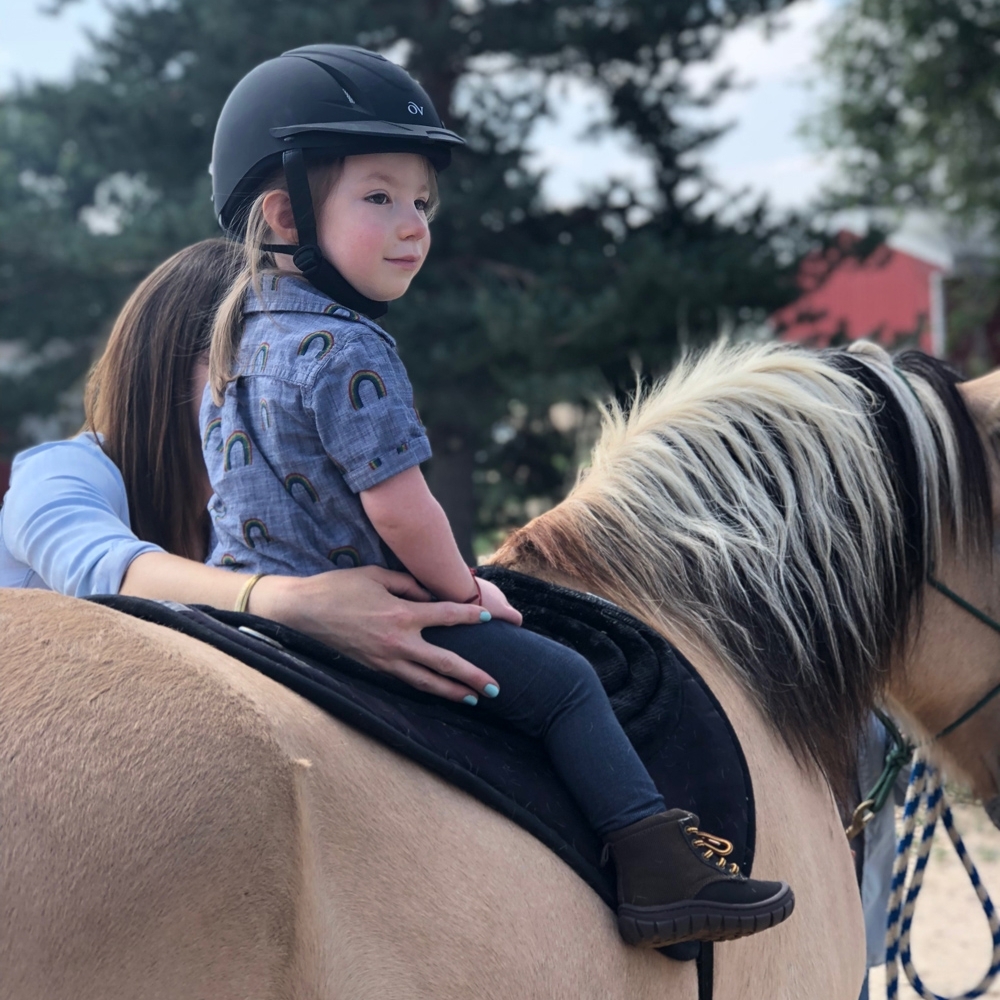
(415, 198), (429, 213)
(366, 192), (390, 205)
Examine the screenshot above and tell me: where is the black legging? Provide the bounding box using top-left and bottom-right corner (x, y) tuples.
(424, 620), (665, 837)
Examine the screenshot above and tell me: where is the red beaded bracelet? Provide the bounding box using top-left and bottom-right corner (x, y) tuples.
(463, 567), (483, 605)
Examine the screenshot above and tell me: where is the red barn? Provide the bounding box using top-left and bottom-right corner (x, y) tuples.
(772, 231), (947, 355)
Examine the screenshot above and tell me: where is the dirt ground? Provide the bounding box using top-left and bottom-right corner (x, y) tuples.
(866, 802), (1000, 999)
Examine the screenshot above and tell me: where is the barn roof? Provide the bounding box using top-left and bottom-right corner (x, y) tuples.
(772, 231), (946, 355)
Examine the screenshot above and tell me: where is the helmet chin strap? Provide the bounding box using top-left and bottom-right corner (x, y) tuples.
(262, 148), (389, 320)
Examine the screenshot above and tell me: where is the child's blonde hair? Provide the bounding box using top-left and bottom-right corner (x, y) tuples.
(209, 155), (440, 403)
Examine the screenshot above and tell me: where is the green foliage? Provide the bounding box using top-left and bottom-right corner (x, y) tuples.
(812, 0), (1000, 374)
(0, 0), (809, 550)
(815, 0), (1000, 223)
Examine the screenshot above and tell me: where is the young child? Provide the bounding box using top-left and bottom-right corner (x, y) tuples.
(203, 43), (793, 948)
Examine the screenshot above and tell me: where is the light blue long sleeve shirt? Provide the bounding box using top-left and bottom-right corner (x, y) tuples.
(0, 433), (161, 596)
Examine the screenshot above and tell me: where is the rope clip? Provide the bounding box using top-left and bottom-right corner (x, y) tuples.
(845, 798), (876, 841)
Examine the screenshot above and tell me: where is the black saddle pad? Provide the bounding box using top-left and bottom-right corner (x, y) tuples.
(89, 567), (753, 961)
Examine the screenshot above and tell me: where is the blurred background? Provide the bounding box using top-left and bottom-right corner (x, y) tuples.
(2, 0), (999, 559)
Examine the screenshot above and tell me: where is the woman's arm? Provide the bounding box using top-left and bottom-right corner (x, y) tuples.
(119, 550), (246, 606)
(4, 439), (495, 702)
(122, 553), (497, 702)
(2, 438), (161, 597)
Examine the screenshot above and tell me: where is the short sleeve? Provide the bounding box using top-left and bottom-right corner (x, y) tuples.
(306, 329), (432, 493)
(1, 438), (162, 597)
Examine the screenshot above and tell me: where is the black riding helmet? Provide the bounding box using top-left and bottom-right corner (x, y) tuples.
(211, 44), (465, 318)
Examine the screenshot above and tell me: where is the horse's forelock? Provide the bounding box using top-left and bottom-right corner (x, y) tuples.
(512, 341), (992, 802)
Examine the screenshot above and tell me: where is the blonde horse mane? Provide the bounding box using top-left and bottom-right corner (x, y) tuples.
(498, 340), (992, 796)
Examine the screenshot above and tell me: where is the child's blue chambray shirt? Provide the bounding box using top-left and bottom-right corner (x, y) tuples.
(201, 275), (431, 574)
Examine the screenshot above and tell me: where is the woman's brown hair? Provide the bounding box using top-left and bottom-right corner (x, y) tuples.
(84, 238), (240, 560)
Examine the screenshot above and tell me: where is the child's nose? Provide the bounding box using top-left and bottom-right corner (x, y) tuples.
(398, 206), (429, 240)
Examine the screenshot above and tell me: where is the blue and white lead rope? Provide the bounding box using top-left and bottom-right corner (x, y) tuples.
(885, 750), (1000, 999)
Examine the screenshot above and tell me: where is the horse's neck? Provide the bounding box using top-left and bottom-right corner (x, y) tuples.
(889, 550), (1000, 798)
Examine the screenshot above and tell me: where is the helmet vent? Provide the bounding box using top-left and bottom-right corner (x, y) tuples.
(341, 86), (356, 105)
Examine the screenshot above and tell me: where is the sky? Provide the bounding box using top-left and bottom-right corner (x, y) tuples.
(0, 0), (839, 213)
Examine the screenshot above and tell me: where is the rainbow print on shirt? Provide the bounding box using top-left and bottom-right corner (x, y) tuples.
(221, 553), (239, 567)
(203, 417), (223, 452)
(243, 518), (270, 549)
(284, 472), (319, 503)
(328, 546), (361, 568)
(324, 303), (357, 320)
(297, 330), (334, 361)
(224, 431), (252, 470)
(260, 399), (271, 430)
(349, 370), (387, 410)
(252, 342), (270, 373)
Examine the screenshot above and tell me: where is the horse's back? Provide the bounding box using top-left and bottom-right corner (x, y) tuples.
(0, 589), (863, 999)
(1, 589), (311, 1000)
(0, 590), (669, 999)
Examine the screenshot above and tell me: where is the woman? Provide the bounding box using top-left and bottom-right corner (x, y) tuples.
(0, 238), (497, 703)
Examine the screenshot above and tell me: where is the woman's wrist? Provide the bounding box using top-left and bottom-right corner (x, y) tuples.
(234, 572), (267, 613)
(247, 573), (300, 625)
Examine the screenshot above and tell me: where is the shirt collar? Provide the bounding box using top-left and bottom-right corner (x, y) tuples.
(245, 273), (338, 315)
(244, 273), (394, 344)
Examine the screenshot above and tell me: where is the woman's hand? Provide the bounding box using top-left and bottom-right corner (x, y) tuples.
(120, 552), (498, 703)
(252, 566), (500, 703)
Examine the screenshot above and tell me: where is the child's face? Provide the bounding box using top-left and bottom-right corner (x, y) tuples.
(316, 153), (432, 302)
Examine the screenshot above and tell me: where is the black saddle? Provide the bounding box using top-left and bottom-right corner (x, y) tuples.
(89, 566), (753, 966)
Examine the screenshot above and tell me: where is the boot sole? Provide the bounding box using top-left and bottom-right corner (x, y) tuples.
(617, 882), (795, 948)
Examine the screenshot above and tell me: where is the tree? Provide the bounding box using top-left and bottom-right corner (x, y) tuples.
(814, 0), (1000, 223)
(811, 0), (1000, 370)
(0, 0), (807, 554)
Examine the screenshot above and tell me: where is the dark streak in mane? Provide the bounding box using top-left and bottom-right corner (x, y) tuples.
(825, 351), (927, 650)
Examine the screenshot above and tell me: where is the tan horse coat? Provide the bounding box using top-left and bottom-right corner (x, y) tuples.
(2, 588), (862, 1000)
(12, 349), (1000, 999)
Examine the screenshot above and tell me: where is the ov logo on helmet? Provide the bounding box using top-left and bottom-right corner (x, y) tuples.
(407, 102), (424, 115)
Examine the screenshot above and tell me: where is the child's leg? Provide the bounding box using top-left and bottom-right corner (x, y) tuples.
(423, 620), (795, 948)
(423, 619), (664, 836)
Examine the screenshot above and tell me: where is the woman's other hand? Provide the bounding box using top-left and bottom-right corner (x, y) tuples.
(253, 566), (500, 703)
(473, 576), (523, 627)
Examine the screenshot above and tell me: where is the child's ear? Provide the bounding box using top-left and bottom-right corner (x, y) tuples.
(261, 190), (298, 244)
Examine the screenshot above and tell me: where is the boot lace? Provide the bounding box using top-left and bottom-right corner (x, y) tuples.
(686, 826), (741, 875)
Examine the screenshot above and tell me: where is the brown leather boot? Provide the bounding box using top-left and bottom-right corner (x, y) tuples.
(603, 809), (794, 947)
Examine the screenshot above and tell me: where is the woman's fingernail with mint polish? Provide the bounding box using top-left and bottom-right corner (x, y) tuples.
(479, 610), (492, 622)
(463, 694), (479, 706)
(484, 684), (500, 698)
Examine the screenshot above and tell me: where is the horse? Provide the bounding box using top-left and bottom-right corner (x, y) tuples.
(4, 340), (1000, 1000)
